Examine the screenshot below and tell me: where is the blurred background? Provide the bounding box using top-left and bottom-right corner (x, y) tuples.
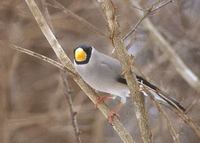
(0, 0), (200, 143)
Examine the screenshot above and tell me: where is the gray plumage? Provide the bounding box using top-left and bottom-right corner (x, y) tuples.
(74, 47), (129, 103)
(74, 46), (185, 112)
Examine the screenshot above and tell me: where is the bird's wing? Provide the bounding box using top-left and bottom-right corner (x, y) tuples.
(99, 54), (123, 76)
(98, 51), (185, 112)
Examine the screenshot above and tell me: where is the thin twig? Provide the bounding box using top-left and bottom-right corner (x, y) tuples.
(61, 72), (82, 143)
(97, 0), (152, 143)
(10, 45), (74, 74)
(149, 0), (173, 14)
(123, 0), (173, 40)
(122, 13), (148, 41)
(46, 0), (107, 37)
(129, 0), (200, 93)
(23, 1), (135, 143)
(150, 96), (181, 143)
(185, 98), (200, 114)
(41, 0), (55, 33)
(146, 81), (200, 139)
(173, 108), (200, 138)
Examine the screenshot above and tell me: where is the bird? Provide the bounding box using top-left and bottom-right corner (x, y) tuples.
(73, 45), (185, 123)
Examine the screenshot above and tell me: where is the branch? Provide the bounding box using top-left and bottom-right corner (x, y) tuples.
(150, 96), (180, 143)
(61, 72), (82, 143)
(97, 1), (152, 143)
(11, 45), (73, 74)
(123, 0), (173, 40)
(23, 0), (135, 143)
(173, 108), (200, 138)
(128, 0), (200, 93)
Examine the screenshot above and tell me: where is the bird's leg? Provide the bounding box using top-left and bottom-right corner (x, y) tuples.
(108, 102), (123, 124)
(95, 95), (113, 108)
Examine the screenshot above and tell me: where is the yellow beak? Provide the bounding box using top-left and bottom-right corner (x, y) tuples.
(75, 48), (87, 62)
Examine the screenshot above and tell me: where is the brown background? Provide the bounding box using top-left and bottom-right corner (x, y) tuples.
(0, 0), (200, 143)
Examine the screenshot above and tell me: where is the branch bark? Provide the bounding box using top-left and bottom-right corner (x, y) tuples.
(24, 0), (135, 143)
(97, 1), (152, 143)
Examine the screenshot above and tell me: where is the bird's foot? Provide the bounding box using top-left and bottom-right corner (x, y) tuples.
(107, 102), (123, 124)
(108, 110), (120, 124)
(95, 96), (113, 108)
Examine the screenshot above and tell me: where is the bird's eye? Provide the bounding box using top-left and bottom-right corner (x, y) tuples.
(75, 48), (87, 62)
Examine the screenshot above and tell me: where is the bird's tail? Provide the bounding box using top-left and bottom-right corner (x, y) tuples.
(136, 75), (185, 112)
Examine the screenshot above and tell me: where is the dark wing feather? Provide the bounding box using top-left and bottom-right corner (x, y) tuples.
(116, 74), (160, 90)
(116, 77), (127, 84)
(136, 75), (159, 91)
(117, 75), (185, 112)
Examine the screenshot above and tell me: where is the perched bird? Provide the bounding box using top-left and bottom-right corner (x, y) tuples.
(73, 45), (185, 122)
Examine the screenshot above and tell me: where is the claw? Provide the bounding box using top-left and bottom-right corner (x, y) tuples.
(95, 96), (113, 108)
(107, 102), (124, 124)
(108, 110), (120, 124)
